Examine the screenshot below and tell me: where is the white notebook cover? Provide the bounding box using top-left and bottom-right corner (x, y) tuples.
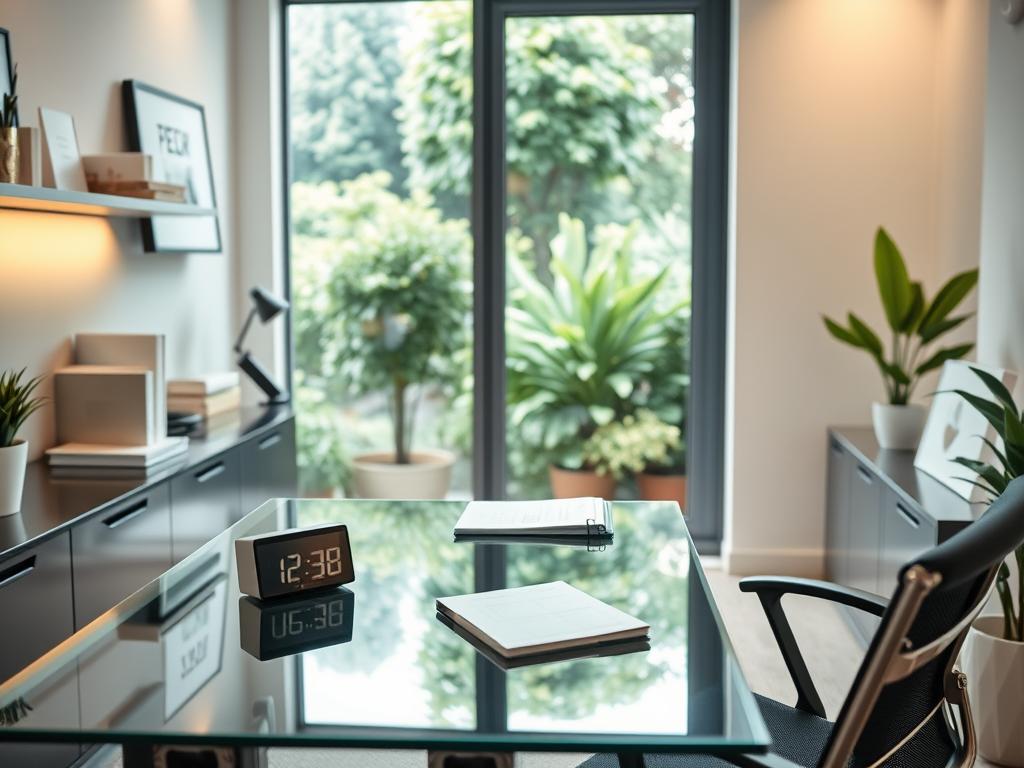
(436, 581), (648, 657)
(454, 497), (612, 536)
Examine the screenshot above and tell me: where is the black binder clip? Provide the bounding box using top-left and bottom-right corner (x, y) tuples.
(585, 518), (611, 551)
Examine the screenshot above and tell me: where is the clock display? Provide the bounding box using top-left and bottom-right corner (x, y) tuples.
(238, 587), (355, 661)
(251, 526), (354, 600)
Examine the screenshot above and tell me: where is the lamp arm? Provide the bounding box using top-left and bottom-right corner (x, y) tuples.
(234, 307), (258, 354)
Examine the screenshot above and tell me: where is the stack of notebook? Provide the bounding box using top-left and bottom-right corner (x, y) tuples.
(453, 497), (613, 543)
(168, 373), (241, 421)
(47, 436), (188, 470)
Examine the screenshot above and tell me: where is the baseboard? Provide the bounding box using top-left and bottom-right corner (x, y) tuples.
(722, 545), (824, 578)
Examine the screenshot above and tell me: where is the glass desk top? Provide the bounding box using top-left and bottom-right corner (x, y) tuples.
(0, 499), (769, 757)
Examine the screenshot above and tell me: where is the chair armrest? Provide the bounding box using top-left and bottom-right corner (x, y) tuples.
(739, 576), (889, 617)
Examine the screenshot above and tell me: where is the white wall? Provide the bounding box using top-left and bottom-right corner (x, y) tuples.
(977, 1), (1024, 372)
(0, 0), (236, 461)
(725, 0), (988, 575)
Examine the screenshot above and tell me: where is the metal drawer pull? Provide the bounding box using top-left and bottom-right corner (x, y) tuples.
(896, 502), (921, 528)
(856, 465), (873, 483)
(0, 556), (36, 590)
(195, 462), (226, 484)
(258, 433), (281, 450)
(104, 499), (149, 529)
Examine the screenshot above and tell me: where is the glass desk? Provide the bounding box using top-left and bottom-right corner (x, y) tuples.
(0, 499), (769, 767)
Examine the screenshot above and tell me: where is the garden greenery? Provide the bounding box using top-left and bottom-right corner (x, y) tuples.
(0, 368), (45, 448)
(823, 227), (978, 405)
(582, 410), (681, 480)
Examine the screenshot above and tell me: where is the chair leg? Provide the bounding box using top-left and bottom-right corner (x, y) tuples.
(617, 753), (646, 768)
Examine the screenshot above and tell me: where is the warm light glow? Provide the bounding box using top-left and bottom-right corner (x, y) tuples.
(0, 211), (119, 306)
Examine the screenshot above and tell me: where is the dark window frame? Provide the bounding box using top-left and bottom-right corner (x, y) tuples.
(280, 0), (730, 551)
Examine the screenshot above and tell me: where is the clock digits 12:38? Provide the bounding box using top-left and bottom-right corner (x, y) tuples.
(235, 523), (355, 600)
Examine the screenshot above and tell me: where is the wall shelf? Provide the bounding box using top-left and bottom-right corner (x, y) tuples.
(0, 183), (216, 218)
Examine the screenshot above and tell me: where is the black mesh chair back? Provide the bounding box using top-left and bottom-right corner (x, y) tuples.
(820, 475), (1024, 768)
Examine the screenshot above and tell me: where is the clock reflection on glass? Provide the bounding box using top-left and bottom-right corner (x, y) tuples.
(239, 587), (355, 661)
(235, 523), (355, 600)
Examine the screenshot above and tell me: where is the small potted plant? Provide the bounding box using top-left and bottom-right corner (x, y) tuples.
(823, 227), (977, 450)
(571, 411), (681, 500)
(323, 174), (470, 499)
(0, 64), (18, 183)
(0, 368), (45, 516)
(636, 439), (687, 512)
(951, 367), (1024, 766)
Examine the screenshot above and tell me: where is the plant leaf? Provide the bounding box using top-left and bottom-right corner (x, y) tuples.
(970, 367), (1018, 413)
(883, 362), (911, 385)
(918, 314), (970, 344)
(900, 282), (925, 332)
(919, 269), (979, 331)
(874, 227), (913, 331)
(847, 313), (883, 357)
(914, 343), (974, 376)
(823, 316), (865, 349)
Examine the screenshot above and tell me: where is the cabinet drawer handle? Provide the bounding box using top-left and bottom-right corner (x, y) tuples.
(0, 556), (36, 590)
(896, 502), (921, 528)
(258, 433), (281, 451)
(830, 439), (844, 456)
(104, 499), (149, 529)
(856, 465), (873, 484)
(195, 462), (226, 484)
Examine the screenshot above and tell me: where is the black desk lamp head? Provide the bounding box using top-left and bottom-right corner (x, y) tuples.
(234, 286), (290, 405)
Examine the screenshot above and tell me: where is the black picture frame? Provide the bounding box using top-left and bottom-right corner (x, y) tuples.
(122, 79), (221, 253)
(0, 27), (16, 127)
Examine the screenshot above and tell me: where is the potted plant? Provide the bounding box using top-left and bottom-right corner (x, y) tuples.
(0, 64), (17, 184)
(950, 367), (1024, 766)
(507, 215), (685, 497)
(823, 227), (977, 450)
(574, 410), (681, 501)
(294, 378), (350, 498)
(323, 173), (470, 499)
(0, 368), (45, 516)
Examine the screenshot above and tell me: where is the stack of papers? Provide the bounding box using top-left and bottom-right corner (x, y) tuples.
(436, 581), (649, 659)
(46, 436), (189, 468)
(453, 497), (612, 537)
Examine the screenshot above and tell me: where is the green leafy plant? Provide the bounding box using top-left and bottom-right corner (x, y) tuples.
(582, 410), (681, 479)
(294, 378), (351, 496)
(1, 65), (16, 131)
(0, 368), (45, 448)
(316, 172), (471, 465)
(823, 227), (978, 405)
(951, 367), (1024, 641)
(506, 214), (685, 474)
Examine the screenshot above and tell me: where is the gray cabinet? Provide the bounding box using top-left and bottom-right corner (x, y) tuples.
(170, 449), (242, 564)
(845, 459), (883, 639)
(0, 533), (81, 768)
(878, 490), (936, 593)
(240, 419), (297, 515)
(825, 438), (852, 584)
(71, 484), (173, 629)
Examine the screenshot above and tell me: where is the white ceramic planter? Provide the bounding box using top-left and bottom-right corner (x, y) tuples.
(352, 449), (455, 500)
(872, 402), (926, 451)
(0, 439), (28, 517)
(962, 615), (1024, 766)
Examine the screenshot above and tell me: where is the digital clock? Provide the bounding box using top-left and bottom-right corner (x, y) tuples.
(238, 587), (355, 661)
(235, 523), (354, 600)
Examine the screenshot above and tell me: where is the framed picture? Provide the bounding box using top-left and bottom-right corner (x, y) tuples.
(914, 360), (1018, 501)
(122, 79), (221, 253)
(0, 27), (16, 127)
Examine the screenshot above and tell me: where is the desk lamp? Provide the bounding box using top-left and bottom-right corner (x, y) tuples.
(235, 286), (290, 405)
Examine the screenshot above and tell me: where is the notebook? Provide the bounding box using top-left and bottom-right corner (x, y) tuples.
(453, 497), (612, 537)
(46, 436), (189, 468)
(436, 581), (649, 659)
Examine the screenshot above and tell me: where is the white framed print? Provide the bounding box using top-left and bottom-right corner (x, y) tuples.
(914, 360), (1018, 501)
(38, 108), (88, 192)
(122, 80), (221, 253)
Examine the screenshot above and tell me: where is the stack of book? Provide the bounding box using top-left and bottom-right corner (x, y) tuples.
(168, 373), (241, 423)
(82, 153), (187, 202)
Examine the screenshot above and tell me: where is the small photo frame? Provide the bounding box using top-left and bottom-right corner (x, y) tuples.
(122, 79), (221, 253)
(914, 360), (1019, 501)
(38, 107), (88, 192)
(0, 27), (16, 127)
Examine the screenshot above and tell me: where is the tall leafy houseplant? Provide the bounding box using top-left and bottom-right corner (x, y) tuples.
(823, 227), (978, 449)
(321, 173), (470, 492)
(507, 214), (684, 493)
(0, 368), (45, 517)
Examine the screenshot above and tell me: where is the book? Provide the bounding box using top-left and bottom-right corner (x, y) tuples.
(46, 436), (188, 468)
(167, 387), (241, 417)
(81, 153), (154, 183)
(87, 181), (186, 202)
(436, 610), (649, 670)
(453, 497), (613, 537)
(437, 581), (648, 659)
(167, 372), (240, 397)
(75, 333), (166, 443)
(54, 366), (154, 446)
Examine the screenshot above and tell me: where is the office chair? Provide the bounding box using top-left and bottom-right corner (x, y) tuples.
(583, 475), (1024, 768)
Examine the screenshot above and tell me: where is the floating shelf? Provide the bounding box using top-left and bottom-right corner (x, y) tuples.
(0, 182), (216, 218)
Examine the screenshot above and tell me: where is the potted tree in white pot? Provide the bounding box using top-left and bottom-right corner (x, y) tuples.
(322, 174), (470, 499)
(823, 227), (977, 450)
(0, 369), (45, 516)
(951, 368), (1024, 766)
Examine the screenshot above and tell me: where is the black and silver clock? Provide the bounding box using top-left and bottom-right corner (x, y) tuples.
(235, 523), (354, 601)
(238, 587), (355, 661)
